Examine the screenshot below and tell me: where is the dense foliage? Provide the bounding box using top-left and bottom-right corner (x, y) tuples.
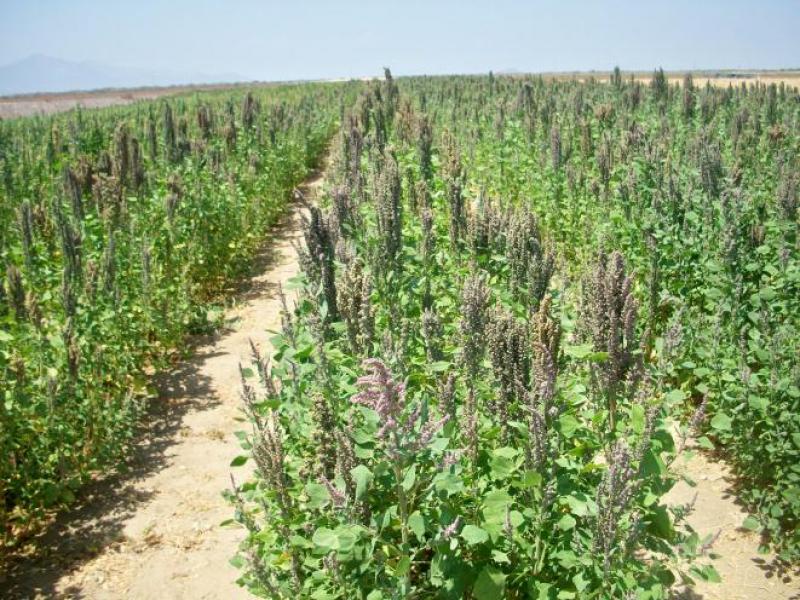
(3, 66), (798, 596)
(0, 82), (354, 547)
(226, 70), (800, 599)
(439, 71), (800, 562)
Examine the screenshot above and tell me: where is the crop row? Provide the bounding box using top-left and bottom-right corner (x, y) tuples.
(0, 82), (356, 547)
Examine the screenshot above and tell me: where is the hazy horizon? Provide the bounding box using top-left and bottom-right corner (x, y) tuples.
(1, 0), (799, 94)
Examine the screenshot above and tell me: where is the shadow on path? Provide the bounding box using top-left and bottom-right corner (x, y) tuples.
(0, 343), (218, 599)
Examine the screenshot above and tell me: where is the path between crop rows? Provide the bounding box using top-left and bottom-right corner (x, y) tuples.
(667, 437), (799, 599)
(3, 172), (321, 599)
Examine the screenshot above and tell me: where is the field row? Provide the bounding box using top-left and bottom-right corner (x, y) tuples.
(0, 82), (356, 546)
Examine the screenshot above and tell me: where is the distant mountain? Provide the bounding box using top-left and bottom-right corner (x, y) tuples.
(0, 54), (247, 96)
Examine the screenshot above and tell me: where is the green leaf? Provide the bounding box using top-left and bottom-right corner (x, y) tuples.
(748, 395), (768, 412)
(284, 275), (306, 291)
(697, 436), (715, 450)
(664, 389), (686, 404)
(692, 564), (722, 583)
(483, 488), (513, 525)
(704, 565), (722, 583)
(554, 550), (578, 569)
(433, 471), (465, 496)
(565, 494), (592, 517)
(473, 566), (506, 600)
(630, 404), (645, 435)
(461, 524), (489, 545)
(558, 414), (580, 438)
(572, 571), (589, 593)
(641, 449), (667, 477)
(395, 555), (411, 576)
(230, 555), (245, 569)
(350, 464), (373, 500)
(710, 412), (732, 432)
(351, 428), (374, 444)
(230, 455), (248, 467)
(334, 526), (357, 552)
(312, 527), (338, 552)
(354, 445), (373, 460)
(647, 505), (674, 541)
(491, 550), (511, 564)
(742, 515), (761, 531)
(557, 514), (576, 531)
(490, 447), (518, 479)
(563, 343), (608, 363)
(289, 535), (312, 548)
(564, 344), (593, 359)
(429, 437), (450, 452)
(430, 361), (452, 372)
(519, 470), (542, 489)
(293, 344), (314, 361)
(305, 482), (330, 510)
(401, 464), (417, 492)
(0, 330), (13, 342)
(508, 510), (524, 528)
(408, 511), (426, 540)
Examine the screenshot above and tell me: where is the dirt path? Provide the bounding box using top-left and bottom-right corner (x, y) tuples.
(667, 437), (800, 599)
(2, 173), (321, 599)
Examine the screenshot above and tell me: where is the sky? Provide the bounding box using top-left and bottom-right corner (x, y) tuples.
(1, 0), (799, 81)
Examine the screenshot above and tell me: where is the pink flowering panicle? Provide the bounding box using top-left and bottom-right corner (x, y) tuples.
(351, 358), (449, 457)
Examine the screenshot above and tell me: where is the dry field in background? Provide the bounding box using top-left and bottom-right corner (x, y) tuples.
(542, 69), (800, 89)
(0, 87), (176, 119)
(647, 70), (800, 89)
(0, 82), (269, 119)
(2, 70), (798, 120)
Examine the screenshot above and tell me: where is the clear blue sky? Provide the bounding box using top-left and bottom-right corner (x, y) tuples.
(1, 0), (798, 80)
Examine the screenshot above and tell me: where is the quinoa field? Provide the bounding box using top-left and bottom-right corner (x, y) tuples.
(1, 69), (799, 598)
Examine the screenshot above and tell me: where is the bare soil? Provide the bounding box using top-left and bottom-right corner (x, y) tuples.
(667, 437), (800, 599)
(0, 88), (188, 119)
(0, 81), (267, 119)
(647, 71), (800, 90)
(0, 173), (320, 599)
